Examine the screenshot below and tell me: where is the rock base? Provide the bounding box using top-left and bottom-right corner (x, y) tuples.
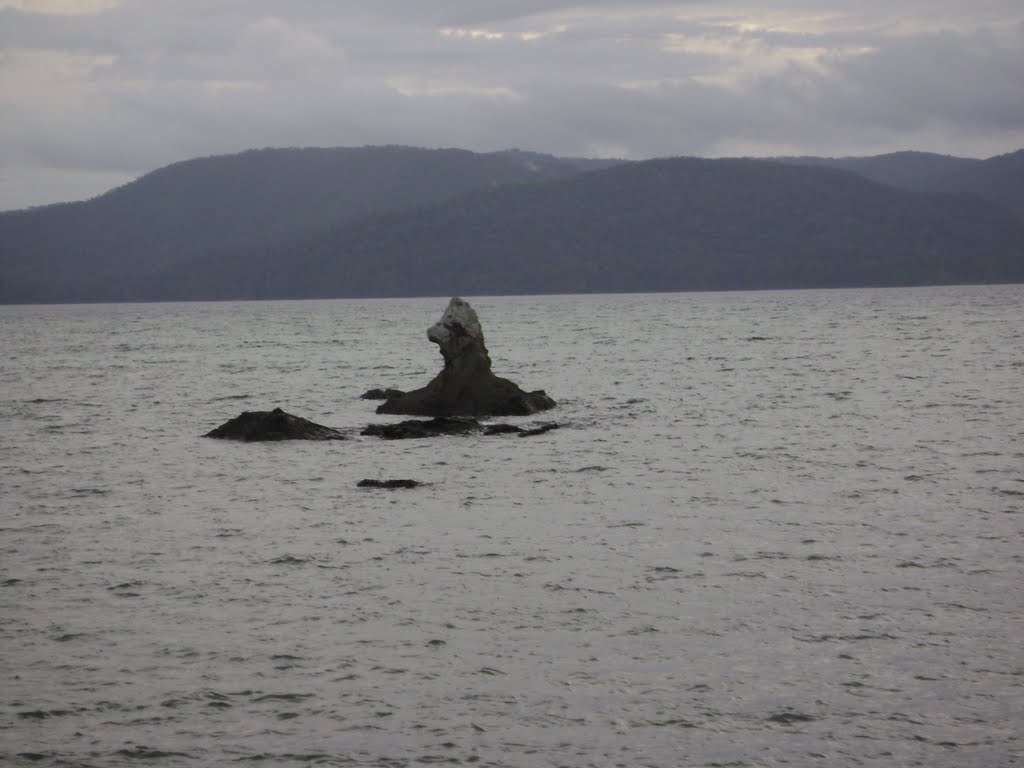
(377, 382), (554, 418)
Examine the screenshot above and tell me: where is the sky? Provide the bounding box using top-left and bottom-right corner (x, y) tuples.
(1, 0), (1022, 210)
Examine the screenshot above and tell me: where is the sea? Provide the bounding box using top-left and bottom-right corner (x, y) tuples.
(1, 286), (1022, 768)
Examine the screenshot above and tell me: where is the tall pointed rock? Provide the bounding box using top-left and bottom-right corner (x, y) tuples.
(377, 298), (556, 417)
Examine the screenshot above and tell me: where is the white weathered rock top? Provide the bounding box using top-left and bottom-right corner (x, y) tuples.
(427, 297), (485, 353)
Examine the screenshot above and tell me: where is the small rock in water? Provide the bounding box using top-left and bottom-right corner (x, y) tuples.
(204, 408), (345, 441)
(357, 479), (421, 489)
(360, 388), (405, 400)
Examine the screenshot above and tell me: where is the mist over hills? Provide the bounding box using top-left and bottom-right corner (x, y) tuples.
(1, 145), (1021, 303)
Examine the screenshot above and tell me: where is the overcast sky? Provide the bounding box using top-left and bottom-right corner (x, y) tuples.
(1, 0), (1022, 210)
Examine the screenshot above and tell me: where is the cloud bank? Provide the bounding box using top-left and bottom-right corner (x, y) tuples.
(2, 0), (1022, 209)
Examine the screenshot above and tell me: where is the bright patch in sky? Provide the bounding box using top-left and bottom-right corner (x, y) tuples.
(0, 0), (117, 13)
(441, 27), (505, 40)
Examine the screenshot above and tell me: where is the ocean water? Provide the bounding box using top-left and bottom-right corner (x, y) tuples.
(1, 287), (1022, 767)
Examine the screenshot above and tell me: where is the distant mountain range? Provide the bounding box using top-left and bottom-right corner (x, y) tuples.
(772, 150), (1024, 219)
(1, 145), (1022, 303)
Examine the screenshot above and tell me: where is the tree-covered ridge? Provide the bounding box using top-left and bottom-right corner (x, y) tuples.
(173, 156), (1022, 300)
(774, 150), (1024, 219)
(0, 146), (599, 302)
(1, 147), (1022, 303)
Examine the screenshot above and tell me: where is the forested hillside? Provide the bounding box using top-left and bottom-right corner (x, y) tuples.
(1, 147), (1022, 303)
(152, 157), (1024, 300)
(0, 146), (602, 302)
(776, 150), (1024, 219)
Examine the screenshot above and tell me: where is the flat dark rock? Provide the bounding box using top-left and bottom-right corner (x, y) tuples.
(362, 417), (480, 439)
(483, 422), (560, 436)
(205, 407), (345, 441)
(518, 423), (560, 437)
(483, 423), (524, 435)
(358, 479), (421, 489)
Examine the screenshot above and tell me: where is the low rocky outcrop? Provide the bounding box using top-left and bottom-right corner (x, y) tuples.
(377, 297), (555, 418)
(205, 408), (345, 441)
(519, 423), (560, 437)
(482, 423), (523, 435)
(482, 422), (560, 437)
(362, 417), (562, 439)
(361, 417), (480, 440)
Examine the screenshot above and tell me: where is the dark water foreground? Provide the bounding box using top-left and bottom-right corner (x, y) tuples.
(1, 287), (1022, 767)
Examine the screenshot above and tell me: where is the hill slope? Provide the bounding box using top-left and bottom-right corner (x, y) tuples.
(0, 146), (600, 302)
(2, 149), (1022, 303)
(777, 150), (1024, 218)
(154, 157), (1024, 300)
(937, 150), (1024, 219)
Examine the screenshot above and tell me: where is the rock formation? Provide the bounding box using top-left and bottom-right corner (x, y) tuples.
(377, 297), (556, 417)
(205, 408), (345, 441)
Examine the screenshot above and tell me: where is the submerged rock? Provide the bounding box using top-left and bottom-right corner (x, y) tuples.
(360, 388), (406, 400)
(483, 422), (561, 437)
(358, 479), (422, 489)
(377, 297), (556, 418)
(205, 408), (345, 441)
(518, 422), (560, 437)
(482, 423), (524, 435)
(361, 417), (480, 440)
(363, 417), (562, 439)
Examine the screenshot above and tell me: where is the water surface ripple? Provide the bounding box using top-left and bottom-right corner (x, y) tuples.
(1, 287), (1022, 767)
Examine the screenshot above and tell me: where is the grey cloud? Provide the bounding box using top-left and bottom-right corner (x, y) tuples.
(1, 0), (1022, 209)
(820, 27), (1024, 130)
